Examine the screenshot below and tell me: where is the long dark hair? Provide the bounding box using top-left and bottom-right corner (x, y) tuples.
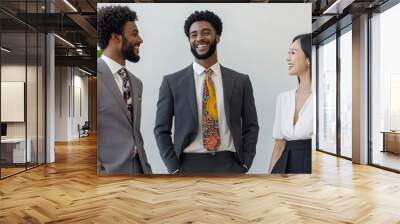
(292, 33), (312, 83)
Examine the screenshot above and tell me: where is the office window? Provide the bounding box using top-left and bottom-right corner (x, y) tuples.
(371, 2), (400, 171)
(390, 74), (400, 130)
(339, 28), (352, 158)
(318, 36), (337, 154)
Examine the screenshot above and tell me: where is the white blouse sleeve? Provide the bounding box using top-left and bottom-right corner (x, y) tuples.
(272, 93), (283, 139)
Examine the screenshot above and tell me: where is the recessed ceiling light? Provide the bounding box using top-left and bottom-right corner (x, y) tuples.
(323, 0), (354, 15)
(78, 67), (93, 76)
(1, 47), (11, 53)
(54, 34), (75, 48)
(63, 0), (78, 12)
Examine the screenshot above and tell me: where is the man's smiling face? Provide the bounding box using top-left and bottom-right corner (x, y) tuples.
(189, 21), (219, 60)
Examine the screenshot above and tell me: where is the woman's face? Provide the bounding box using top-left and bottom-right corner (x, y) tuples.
(287, 39), (309, 76)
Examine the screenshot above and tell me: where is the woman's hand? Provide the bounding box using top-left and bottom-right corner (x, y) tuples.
(268, 139), (286, 173)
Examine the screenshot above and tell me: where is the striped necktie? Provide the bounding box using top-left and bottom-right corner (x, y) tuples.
(117, 68), (133, 121)
(202, 68), (220, 151)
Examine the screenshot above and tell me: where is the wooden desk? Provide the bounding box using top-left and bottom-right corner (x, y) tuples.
(382, 131), (400, 154)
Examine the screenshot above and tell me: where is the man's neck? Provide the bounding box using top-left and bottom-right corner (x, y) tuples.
(195, 54), (218, 69)
(103, 49), (125, 66)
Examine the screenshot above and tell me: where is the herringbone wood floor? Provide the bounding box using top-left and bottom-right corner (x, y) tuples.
(1, 134), (400, 223)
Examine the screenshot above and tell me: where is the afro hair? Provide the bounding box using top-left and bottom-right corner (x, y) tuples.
(184, 10), (223, 38)
(97, 6), (138, 50)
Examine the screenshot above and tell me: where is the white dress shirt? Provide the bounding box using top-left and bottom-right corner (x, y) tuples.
(101, 54), (125, 96)
(272, 89), (314, 141)
(183, 61), (236, 153)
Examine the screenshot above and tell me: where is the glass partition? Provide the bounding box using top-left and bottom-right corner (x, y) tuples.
(1, 31), (28, 177)
(0, 0), (46, 179)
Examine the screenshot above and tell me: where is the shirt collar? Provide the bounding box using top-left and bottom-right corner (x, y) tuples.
(192, 61), (221, 76)
(101, 54), (125, 75)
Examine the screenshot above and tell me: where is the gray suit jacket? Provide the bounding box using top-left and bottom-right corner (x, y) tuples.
(97, 58), (152, 174)
(154, 64), (259, 173)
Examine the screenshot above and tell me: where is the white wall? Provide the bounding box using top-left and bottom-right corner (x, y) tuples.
(98, 3), (312, 174)
(1, 65), (26, 145)
(72, 72), (89, 138)
(54, 67), (89, 141)
(1, 65), (25, 128)
(55, 66), (68, 141)
(1, 65), (32, 138)
(1, 63), (46, 164)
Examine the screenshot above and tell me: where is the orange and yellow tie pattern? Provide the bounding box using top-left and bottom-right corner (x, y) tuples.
(202, 69), (220, 151)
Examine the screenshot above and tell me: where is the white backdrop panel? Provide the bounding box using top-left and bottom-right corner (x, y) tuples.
(98, 3), (311, 174)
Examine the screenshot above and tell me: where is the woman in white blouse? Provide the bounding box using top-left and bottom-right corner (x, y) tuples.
(269, 34), (313, 174)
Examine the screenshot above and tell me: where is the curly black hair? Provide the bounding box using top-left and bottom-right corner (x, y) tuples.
(97, 6), (138, 50)
(184, 10), (223, 38)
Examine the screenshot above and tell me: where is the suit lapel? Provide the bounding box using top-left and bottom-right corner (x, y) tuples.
(98, 58), (132, 123)
(181, 65), (198, 126)
(127, 72), (139, 127)
(221, 65), (234, 123)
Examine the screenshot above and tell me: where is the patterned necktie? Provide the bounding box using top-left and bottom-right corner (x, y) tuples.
(202, 68), (220, 151)
(117, 68), (133, 121)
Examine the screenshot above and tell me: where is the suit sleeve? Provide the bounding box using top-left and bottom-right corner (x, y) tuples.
(137, 78), (143, 129)
(136, 79), (145, 148)
(154, 77), (180, 173)
(241, 75), (259, 169)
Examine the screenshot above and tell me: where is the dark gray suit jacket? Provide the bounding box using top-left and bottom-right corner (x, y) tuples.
(154, 64), (259, 173)
(97, 58), (152, 174)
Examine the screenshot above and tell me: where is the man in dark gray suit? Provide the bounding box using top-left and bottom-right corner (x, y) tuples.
(97, 6), (152, 174)
(154, 10), (259, 174)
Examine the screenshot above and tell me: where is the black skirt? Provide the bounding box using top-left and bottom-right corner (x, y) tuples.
(271, 139), (312, 174)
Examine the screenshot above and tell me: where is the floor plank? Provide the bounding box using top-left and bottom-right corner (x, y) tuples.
(1, 134), (400, 223)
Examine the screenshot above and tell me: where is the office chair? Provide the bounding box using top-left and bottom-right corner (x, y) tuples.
(79, 121), (90, 138)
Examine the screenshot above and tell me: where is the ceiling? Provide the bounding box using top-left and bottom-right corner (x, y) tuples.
(0, 0), (392, 73)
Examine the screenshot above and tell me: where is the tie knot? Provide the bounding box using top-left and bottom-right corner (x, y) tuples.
(204, 68), (213, 77)
(117, 67), (128, 78)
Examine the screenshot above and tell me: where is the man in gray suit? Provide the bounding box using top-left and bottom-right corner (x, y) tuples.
(154, 10), (259, 174)
(97, 6), (152, 174)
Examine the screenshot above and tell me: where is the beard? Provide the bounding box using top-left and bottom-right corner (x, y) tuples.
(190, 39), (217, 60)
(121, 36), (140, 63)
